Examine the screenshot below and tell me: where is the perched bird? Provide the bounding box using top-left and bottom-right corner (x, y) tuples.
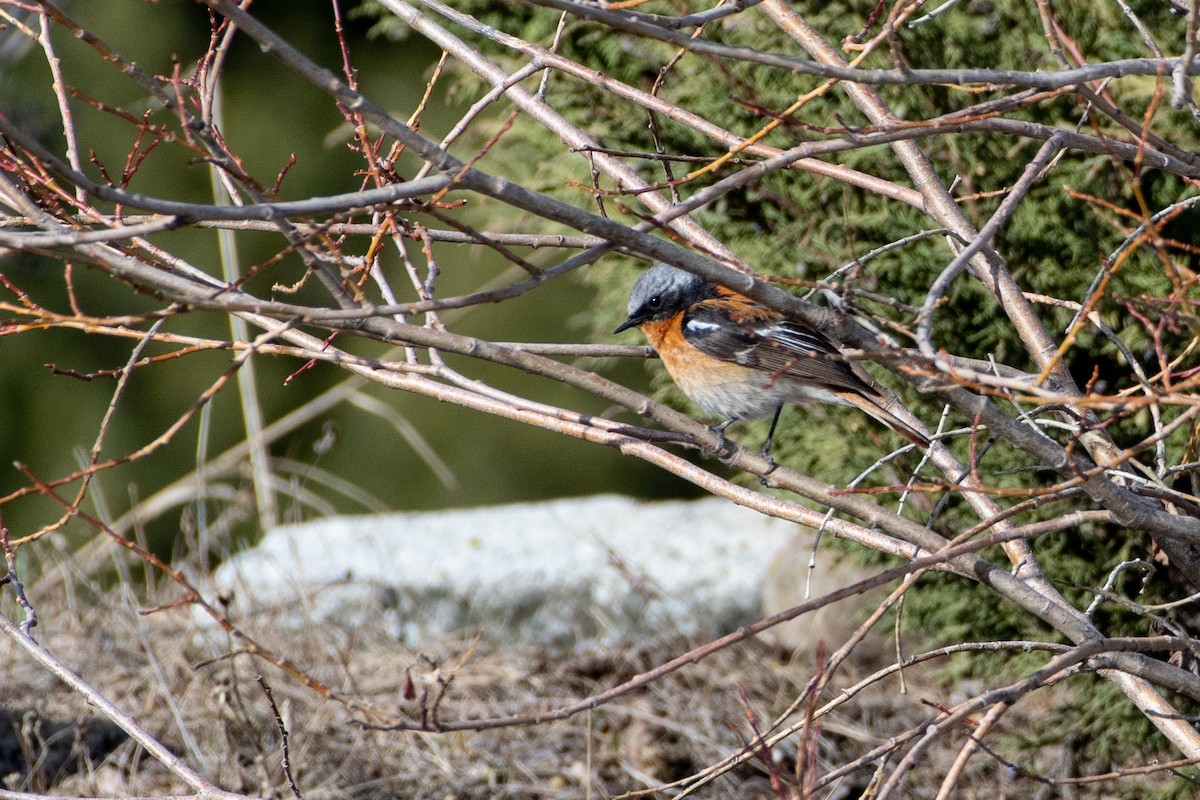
(614, 264), (929, 453)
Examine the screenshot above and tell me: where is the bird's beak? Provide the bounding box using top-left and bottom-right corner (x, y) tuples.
(613, 317), (639, 335)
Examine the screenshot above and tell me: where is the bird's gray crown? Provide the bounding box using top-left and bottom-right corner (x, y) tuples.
(626, 263), (706, 317)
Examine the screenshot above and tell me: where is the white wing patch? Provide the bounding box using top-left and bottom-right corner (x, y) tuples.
(756, 322), (830, 354)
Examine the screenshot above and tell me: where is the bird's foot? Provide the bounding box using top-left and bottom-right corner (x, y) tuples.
(710, 419), (738, 459)
(758, 447), (779, 484)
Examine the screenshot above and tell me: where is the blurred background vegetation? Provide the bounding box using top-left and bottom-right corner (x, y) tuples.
(0, 0), (703, 567)
(3, 1), (1200, 790)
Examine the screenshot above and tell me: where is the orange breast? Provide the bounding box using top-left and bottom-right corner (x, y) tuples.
(638, 313), (684, 353)
(637, 315), (766, 418)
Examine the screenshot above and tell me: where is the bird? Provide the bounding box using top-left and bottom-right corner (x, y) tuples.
(613, 263), (930, 454)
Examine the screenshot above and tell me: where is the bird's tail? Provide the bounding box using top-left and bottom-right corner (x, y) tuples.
(837, 390), (931, 448)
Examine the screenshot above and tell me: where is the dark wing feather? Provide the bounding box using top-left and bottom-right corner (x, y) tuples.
(683, 302), (881, 397)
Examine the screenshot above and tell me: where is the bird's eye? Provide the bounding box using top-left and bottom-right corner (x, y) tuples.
(646, 295), (662, 310)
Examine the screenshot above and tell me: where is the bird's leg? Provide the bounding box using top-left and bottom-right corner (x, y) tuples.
(759, 407), (782, 481)
(761, 407), (783, 458)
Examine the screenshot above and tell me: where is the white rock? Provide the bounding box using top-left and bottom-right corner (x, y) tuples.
(209, 494), (878, 649)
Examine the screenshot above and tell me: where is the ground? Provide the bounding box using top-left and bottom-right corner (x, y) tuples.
(0, 586), (1180, 799)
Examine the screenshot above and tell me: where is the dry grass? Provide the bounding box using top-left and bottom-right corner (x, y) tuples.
(0, 581), (1184, 799)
